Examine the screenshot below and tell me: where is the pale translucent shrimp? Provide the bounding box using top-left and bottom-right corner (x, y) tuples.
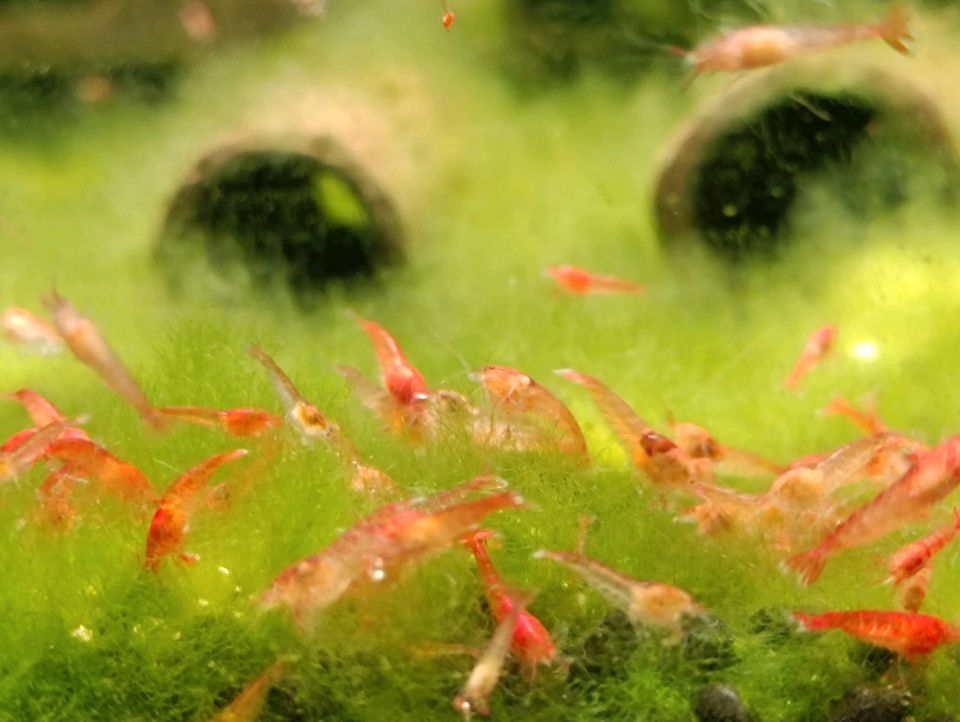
(788, 435), (960, 585)
(259, 476), (523, 629)
(554, 368), (652, 467)
(477, 366), (588, 460)
(676, 5), (910, 78)
(2, 306), (63, 355)
(453, 591), (528, 719)
(534, 549), (702, 640)
(251, 346), (395, 495)
(248, 345), (344, 447)
(45, 292), (164, 428)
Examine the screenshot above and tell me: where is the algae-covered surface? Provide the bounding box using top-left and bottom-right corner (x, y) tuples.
(3, 1), (960, 719)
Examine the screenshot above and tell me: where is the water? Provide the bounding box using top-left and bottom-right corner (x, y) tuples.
(2, 1), (960, 719)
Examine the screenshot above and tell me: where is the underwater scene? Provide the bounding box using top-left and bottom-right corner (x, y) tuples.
(3, 0), (960, 719)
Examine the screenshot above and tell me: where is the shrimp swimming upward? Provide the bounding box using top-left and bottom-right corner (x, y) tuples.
(157, 405), (281, 438)
(784, 324), (836, 389)
(453, 591), (528, 720)
(259, 476), (524, 629)
(675, 4), (911, 77)
(208, 658), (288, 722)
(464, 531), (558, 680)
(248, 345), (347, 448)
(440, 0), (454, 30)
(44, 292), (164, 429)
(250, 346), (395, 495)
(534, 549), (703, 641)
(351, 314), (427, 406)
(2, 307), (63, 355)
(886, 508), (960, 587)
(145, 449), (248, 572)
(555, 369), (709, 489)
(794, 609), (960, 662)
(788, 435), (960, 585)
(477, 366), (588, 461)
(544, 265), (646, 296)
(554, 369), (652, 467)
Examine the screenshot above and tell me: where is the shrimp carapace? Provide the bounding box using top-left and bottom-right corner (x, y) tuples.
(794, 609), (960, 661)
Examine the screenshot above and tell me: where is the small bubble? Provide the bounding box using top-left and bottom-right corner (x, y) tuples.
(722, 204), (738, 218)
(173, 631), (182, 641)
(217, 566), (231, 576)
(198, 599), (210, 608)
(71, 625), (93, 642)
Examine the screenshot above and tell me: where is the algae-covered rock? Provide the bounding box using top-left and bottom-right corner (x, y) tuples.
(694, 683), (754, 722)
(832, 685), (912, 722)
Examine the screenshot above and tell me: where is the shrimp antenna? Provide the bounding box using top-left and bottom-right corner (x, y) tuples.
(424, 319), (473, 385)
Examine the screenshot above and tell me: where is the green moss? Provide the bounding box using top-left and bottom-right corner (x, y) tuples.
(2, 1), (960, 719)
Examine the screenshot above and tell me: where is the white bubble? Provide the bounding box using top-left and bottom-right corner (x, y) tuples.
(71, 625), (93, 642)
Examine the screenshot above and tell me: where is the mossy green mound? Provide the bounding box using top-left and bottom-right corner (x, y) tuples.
(3, 1), (960, 720)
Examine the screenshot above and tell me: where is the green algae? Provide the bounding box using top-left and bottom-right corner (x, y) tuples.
(3, 1), (960, 720)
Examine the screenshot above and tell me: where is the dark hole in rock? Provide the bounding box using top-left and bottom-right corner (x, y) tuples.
(158, 141), (403, 304)
(693, 92), (875, 260)
(655, 66), (959, 261)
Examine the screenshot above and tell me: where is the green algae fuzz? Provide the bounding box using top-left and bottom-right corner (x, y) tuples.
(4, 1), (960, 720)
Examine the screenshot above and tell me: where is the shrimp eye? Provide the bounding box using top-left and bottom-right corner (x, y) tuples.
(157, 138), (403, 305)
